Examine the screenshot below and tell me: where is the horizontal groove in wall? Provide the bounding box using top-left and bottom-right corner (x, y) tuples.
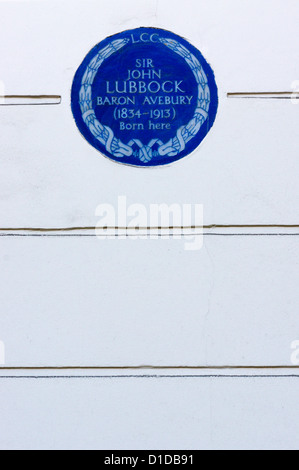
(1, 226), (299, 237)
(227, 92), (298, 99)
(1, 367), (298, 379)
(1, 376), (299, 380)
(1, 366), (299, 371)
(1, 226), (299, 238)
(0, 93), (297, 105)
(1, 225), (299, 232)
(0, 95), (61, 106)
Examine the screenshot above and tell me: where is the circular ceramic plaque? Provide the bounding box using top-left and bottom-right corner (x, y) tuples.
(71, 27), (218, 167)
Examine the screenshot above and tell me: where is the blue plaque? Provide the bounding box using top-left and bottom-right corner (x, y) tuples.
(71, 28), (218, 167)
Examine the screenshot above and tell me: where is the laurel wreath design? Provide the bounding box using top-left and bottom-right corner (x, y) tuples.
(79, 37), (211, 163)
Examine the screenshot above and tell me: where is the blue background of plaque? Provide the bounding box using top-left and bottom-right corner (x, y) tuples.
(71, 27), (218, 167)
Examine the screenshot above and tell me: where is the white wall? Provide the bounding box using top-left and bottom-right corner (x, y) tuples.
(0, 0), (298, 450)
